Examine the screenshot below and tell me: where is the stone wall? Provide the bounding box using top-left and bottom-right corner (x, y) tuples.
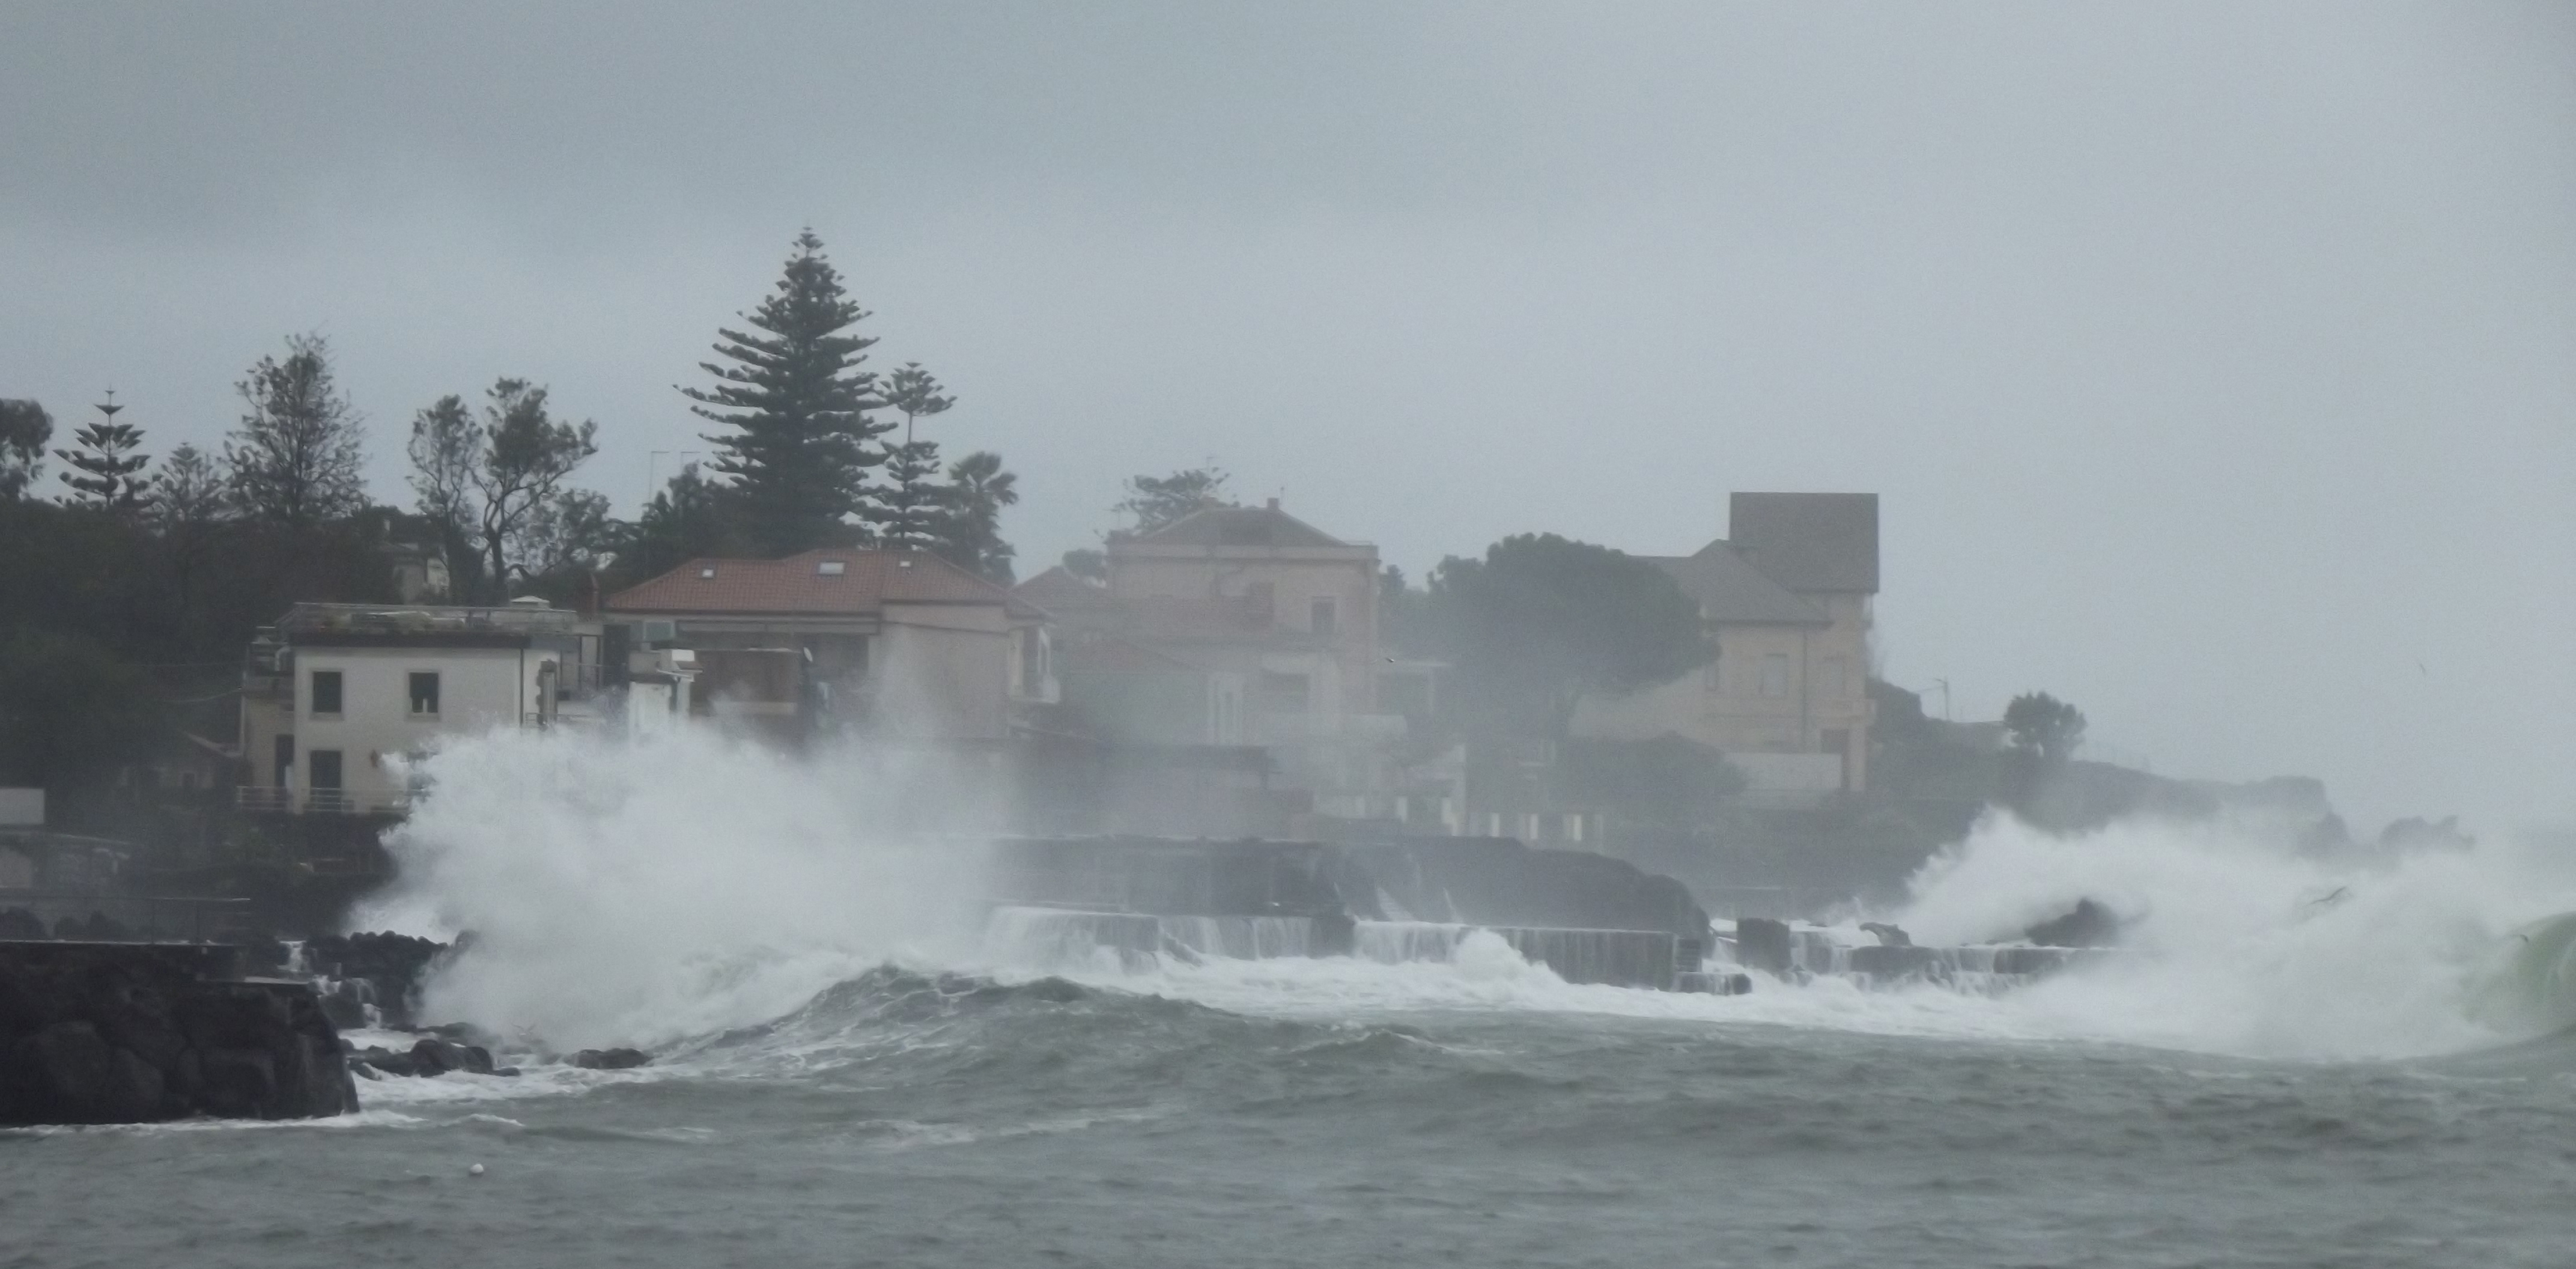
(0, 942), (357, 1126)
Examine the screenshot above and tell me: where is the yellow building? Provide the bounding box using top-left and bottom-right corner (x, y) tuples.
(1574, 493), (1878, 802)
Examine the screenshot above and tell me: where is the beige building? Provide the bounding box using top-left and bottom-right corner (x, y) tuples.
(606, 547), (1056, 741)
(1575, 492), (1879, 802)
(1098, 498), (1383, 734)
(238, 600), (604, 815)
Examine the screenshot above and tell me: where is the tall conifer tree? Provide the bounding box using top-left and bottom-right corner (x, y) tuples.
(681, 231), (890, 555)
(878, 362), (955, 549)
(55, 394), (153, 513)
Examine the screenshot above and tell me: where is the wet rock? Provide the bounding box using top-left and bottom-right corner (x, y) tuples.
(571, 1047), (650, 1070)
(300, 933), (449, 1029)
(0, 907), (44, 939)
(408, 1037), (495, 1076)
(1859, 922), (1912, 948)
(1849, 945), (1936, 979)
(2025, 898), (2120, 948)
(0, 943), (358, 1125)
(1733, 918), (1794, 976)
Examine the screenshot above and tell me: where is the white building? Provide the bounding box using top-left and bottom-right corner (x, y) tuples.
(238, 600), (647, 815)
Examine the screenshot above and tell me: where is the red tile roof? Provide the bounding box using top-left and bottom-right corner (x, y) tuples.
(607, 549), (1030, 617)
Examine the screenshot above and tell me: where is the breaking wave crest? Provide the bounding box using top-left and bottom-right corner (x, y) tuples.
(351, 729), (2576, 1069)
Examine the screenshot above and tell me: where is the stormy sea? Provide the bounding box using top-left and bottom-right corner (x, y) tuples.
(9, 732), (2575, 1269)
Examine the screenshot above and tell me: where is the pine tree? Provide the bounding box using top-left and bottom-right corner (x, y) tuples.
(932, 449), (1019, 583)
(151, 443), (225, 535)
(55, 394), (153, 513)
(878, 362), (956, 549)
(225, 333), (368, 528)
(0, 400), (50, 500)
(681, 230), (891, 555)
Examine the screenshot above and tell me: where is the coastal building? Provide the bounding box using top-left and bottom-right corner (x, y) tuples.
(237, 599), (610, 815)
(1018, 500), (1411, 830)
(604, 547), (1056, 742)
(1574, 492), (1879, 803)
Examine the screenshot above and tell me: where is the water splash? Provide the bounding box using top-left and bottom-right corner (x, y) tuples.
(352, 727), (994, 1051)
(1891, 812), (2576, 1058)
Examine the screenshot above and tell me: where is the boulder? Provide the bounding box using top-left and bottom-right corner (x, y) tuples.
(0, 943), (359, 1125)
(2026, 898), (2121, 948)
(1733, 918), (1794, 976)
(571, 1047), (650, 1070)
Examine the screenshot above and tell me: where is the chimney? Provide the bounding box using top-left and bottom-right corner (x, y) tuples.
(1266, 496), (1280, 511)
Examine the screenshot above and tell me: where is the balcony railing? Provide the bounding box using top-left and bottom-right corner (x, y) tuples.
(234, 787), (412, 816)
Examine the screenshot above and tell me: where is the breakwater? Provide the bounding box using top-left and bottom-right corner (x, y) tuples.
(981, 836), (1715, 989)
(0, 941), (358, 1125)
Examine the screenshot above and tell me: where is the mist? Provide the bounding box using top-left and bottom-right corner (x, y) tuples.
(4, 2), (2571, 833)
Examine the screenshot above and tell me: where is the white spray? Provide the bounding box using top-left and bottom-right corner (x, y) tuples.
(1892, 811), (2576, 1059)
(352, 726), (993, 1051)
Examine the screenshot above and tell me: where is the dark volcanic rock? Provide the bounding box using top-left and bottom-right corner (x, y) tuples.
(2026, 898), (2121, 948)
(571, 1047), (650, 1070)
(301, 932), (448, 1029)
(0, 908), (44, 940)
(1733, 918), (1794, 976)
(0, 943), (358, 1125)
(1849, 945), (1937, 979)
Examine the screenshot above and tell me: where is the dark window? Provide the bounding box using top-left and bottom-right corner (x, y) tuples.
(409, 671), (441, 716)
(273, 735), (294, 788)
(1310, 598), (1337, 636)
(309, 749), (343, 791)
(310, 670), (342, 716)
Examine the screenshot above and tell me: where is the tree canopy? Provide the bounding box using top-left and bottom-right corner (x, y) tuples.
(932, 449), (1018, 582)
(1116, 467), (1229, 532)
(1418, 533), (1713, 735)
(0, 400), (49, 499)
(682, 230), (890, 555)
(224, 334), (368, 529)
(2003, 691), (2088, 765)
(53, 400), (153, 513)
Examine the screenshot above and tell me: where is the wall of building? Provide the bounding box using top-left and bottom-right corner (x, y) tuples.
(1107, 549), (1381, 716)
(1573, 607), (1875, 792)
(875, 603), (1015, 740)
(286, 645), (550, 807)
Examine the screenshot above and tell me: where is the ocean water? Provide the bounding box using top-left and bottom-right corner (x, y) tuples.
(10, 731), (2574, 1268)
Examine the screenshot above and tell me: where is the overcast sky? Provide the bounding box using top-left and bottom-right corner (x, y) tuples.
(4, 2), (2569, 833)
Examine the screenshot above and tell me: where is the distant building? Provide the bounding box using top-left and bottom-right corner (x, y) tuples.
(1575, 492), (1879, 803)
(1018, 499), (1409, 833)
(605, 547), (1056, 742)
(238, 599), (613, 815)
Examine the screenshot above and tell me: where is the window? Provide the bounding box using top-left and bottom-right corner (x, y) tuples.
(309, 670), (342, 717)
(1759, 654), (1790, 698)
(1310, 597), (1337, 636)
(409, 672), (441, 717)
(1260, 671), (1310, 714)
(817, 560), (846, 576)
(309, 749), (343, 791)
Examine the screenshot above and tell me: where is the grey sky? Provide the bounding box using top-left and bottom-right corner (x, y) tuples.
(4, 2), (2569, 833)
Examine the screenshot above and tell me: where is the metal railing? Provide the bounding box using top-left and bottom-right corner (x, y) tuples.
(232, 787), (412, 816)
